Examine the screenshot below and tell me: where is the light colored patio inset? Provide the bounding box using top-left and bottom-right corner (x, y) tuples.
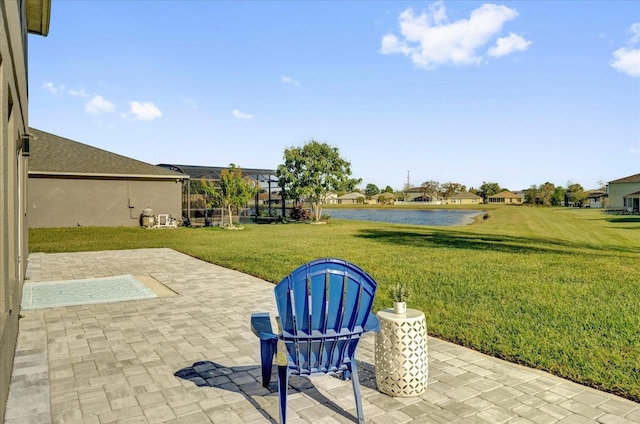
(21, 274), (157, 310)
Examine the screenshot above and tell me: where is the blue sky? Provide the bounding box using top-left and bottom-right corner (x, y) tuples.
(29, 1), (639, 191)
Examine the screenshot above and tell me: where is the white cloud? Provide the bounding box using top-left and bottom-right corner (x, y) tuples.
(42, 82), (65, 95)
(611, 48), (640, 77)
(488, 33), (532, 57)
(381, 34), (412, 56)
(86, 95), (115, 115)
(428, 0), (447, 24)
(380, 2), (530, 69)
(630, 23), (640, 44)
(232, 109), (254, 119)
(281, 76), (301, 86)
(128, 101), (162, 121)
(68, 87), (90, 98)
(611, 23), (640, 78)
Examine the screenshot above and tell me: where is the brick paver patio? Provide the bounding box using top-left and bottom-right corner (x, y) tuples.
(5, 249), (639, 423)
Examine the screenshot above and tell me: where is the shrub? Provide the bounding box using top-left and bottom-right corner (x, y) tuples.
(289, 205), (311, 221)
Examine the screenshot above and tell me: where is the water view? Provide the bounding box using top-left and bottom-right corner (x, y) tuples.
(324, 208), (484, 226)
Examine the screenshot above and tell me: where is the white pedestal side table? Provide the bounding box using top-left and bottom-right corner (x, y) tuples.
(375, 308), (428, 397)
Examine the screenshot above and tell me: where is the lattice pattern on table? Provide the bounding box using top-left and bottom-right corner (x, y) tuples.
(375, 316), (428, 397)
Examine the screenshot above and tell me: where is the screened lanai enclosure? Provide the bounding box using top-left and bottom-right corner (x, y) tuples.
(157, 164), (287, 226)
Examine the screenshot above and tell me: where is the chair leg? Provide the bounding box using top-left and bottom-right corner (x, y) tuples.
(349, 359), (364, 424)
(277, 365), (289, 424)
(259, 339), (275, 387)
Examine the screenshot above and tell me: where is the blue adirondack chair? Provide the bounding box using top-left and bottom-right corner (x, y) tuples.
(251, 258), (379, 424)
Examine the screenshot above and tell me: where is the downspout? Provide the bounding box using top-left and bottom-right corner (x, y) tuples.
(187, 178), (191, 225)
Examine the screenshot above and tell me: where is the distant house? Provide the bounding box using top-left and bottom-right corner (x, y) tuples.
(585, 189), (607, 208)
(405, 186), (437, 203)
(258, 191), (283, 206)
(371, 192), (396, 205)
(447, 192), (482, 205)
(607, 173), (640, 210)
(28, 129), (188, 227)
(487, 191), (523, 204)
(325, 193), (338, 204)
(623, 191), (640, 214)
(513, 190), (527, 199)
(337, 192), (365, 204)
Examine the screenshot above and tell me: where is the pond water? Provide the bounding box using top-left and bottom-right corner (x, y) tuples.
(324, 208), (484, 226)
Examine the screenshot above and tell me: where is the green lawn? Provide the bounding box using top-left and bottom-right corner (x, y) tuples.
(29, 206), (640, 401)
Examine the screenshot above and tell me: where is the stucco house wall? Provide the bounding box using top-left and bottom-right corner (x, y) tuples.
(337, 192), (365, 204)
(405, 187), (428, 202)
(325, 193), (338, 204)
(28, 177), (183, 227)
(586, 190), (607, 208)
(488, 191), (523, 204)
(447, 192), (482, 205)
(28, 129), (187, 228)
(1, 1), (50, 421)
(607, 174), (640, 209)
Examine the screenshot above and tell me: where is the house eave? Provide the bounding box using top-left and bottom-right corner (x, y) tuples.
(26, 0), (51, 36)
(28, 171), (190, 181)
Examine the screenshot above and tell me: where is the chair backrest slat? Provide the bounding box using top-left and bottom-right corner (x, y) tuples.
(274, 258), (377, 375)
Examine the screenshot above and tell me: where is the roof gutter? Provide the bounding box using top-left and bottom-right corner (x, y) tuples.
(28, 171), (190, 180)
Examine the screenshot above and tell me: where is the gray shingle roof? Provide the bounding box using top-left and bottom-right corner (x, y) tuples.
(488, 190), (523, 199)
(449, 192), (482, 199)
(609, 173), (640, 184)
(337, 192), (365, 199)
(28, 129), (187, 179)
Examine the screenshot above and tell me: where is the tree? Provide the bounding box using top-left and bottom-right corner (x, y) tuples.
(203, 164), (257, 228)
(190, 179), (207, 211)
(200, 178), (217, 222)
(420, 180), (441, 202)
(526, 182), (556, 206)
(441, 182), (467, 199)
(539, 182), (555, 206)
(377, 192), (396, 205)
(276, 140), (361, 221)
(384, 185), (394, 193)
(566, 182), (587, 207)
(525, 184), (539, 205)
(551, 186), (565, 206)
(365, 183), (380, 198)
(478, 182), (502, 201)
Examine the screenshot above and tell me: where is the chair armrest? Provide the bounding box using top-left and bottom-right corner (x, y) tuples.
(251, 312), (279, 340)
(364, 312), (380, 333)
